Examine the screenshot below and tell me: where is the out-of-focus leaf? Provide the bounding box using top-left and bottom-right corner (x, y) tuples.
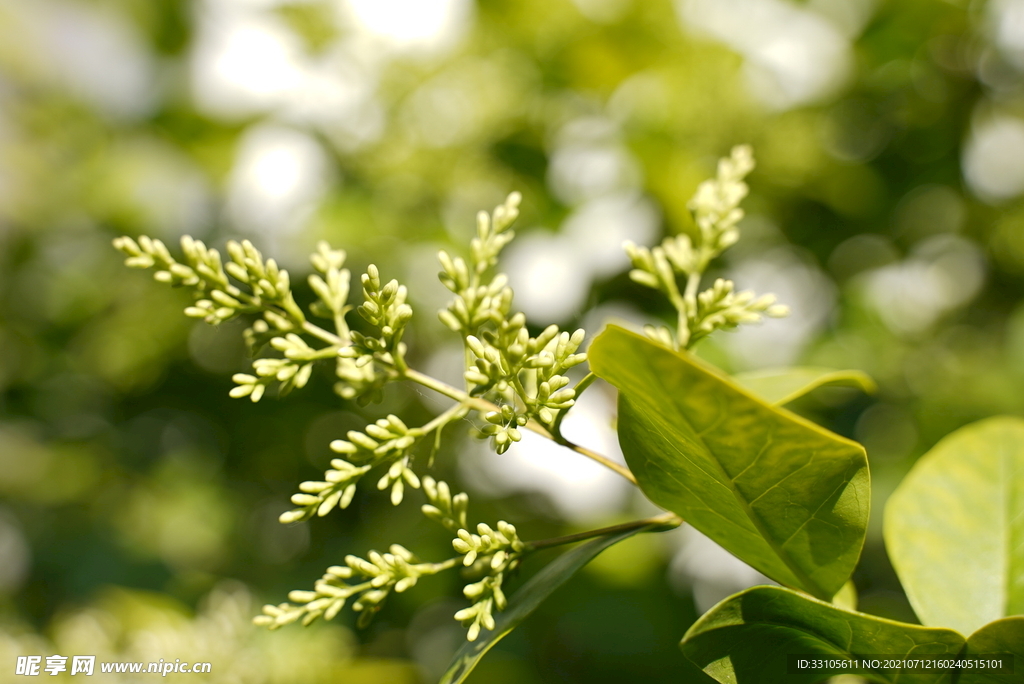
(884, 417), (1024, 636)
(439, 523), (661, 684)
(732, 367), (876, 406)
(960, 617), (1024, 684)
(832, 580), (858, 611)
(681, 585), (966, 684)
(589, 326), (869, 601)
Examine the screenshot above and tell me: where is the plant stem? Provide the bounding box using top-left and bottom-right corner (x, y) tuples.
(550, 372), (597, 439)
(572, 371), (598, 396)
(524, 512), (683, 551)
(302, 345), (344, 360)
(303, 320), (344, 345)
(684, 271), (702, 305)
(551, 435), (637, 485)
(402, 368), (638, 485)
(415, 401), (471, 436)
(679, 271), (702, 349)
(418, 556), (463, 575)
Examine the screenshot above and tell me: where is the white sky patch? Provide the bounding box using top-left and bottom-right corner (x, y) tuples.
(722, 248), (836, 369)
(669, 527), (774, 614)
(678, 0), (853, 110)
(215, 0), (293, 8)
(504, 116), (654, 325)
(406, 73), (479, 149)
(860, 235), (985, 336)
(191, 5), (307, 118)
(805, 0), (877, 39)
(963, 114), (1024, 203)
(548, 144), (640, 205)
(460, 386), (630, 523)
(0, 0), (159, 120)
(560, 193), (660, 279)
(502, 193), (659, 323)
(342, 0), (473, 55)
(501, 232), (592, 323)
(285, 49), (384, 147)
(226, 124), (331, 261)
(990, 0), (1024, 69)
(109, 140), (213, 240)
(190, 0), (383, 145)
(548, 117), (643, 206)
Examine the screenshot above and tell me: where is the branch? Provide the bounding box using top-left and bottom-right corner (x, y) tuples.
(525, 512), (683, 551)
(402, 368), (638, 485)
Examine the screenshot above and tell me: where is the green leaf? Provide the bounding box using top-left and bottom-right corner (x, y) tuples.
(832, 580), (858, 611)
(732, 367), (876, 406)
(884, 417), (1024, 636)
(681, 585), (966, 684)
(960, 617), (1024, 684)
(439, 523), (660, 684)
(589, 326), (869, 600)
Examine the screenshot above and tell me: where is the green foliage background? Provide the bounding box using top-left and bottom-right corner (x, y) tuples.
(1, 0), (1021, 681)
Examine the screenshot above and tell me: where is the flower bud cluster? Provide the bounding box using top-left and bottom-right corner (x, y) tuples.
(231, 332), (346, 401)
(355, 264), (413, 357)
(454, 575), (506, 642)
(471, 191), (521, 274)
(689, 144), (754, 249)
(421, 476), (469, 532)
(333, 351), (388, 405)
(623, 146), (788, 349)
(115, 235), (226, 290)
(114, 235), (336, 400)
(375, 456), (422, 506)
(452, 521), (524, 641)
(436, 194), (590, 449)
(280, 415), (420, 522)
(693, 278), (789, 341)
(437, 266), (514, 337)
(465, 317), (587, 441)
(254, 544), (449, 630)
(278, 458), (371, 523)
(625, 240), (686, 298)
(307, 241), (352, 335)
(479, 404), (527, 455)
(218, 239), (305, 322)
(329, 264), (414, 404)
(436, 193), (520, 337)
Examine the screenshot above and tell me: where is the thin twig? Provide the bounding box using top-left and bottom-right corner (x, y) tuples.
(402, 368), (638, 485)
(525, 511), (683, 551)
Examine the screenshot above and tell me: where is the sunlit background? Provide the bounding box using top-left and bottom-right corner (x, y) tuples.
(2, 0), (1023, 681)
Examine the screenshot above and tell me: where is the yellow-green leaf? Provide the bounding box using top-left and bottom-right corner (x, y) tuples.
(589, 326), (869, 600)
(732, 367), (876, 406)
(961, 617), (1024, 684)
(884, 417), (1024, 636)
(681, 586), (966, 684)
(832, 580), (858, 611)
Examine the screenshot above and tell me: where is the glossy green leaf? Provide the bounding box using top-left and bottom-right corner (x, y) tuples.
(439, 523), (659, 684)
(884, 417), (1024, 636)
(681, 585), (966, 684)
(960, 617), (1024, 684)
(589, 326), (869, 600)
(732, 367), (876, 406)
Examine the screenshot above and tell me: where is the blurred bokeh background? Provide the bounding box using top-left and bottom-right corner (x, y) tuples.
(1, 0), (1022, 681)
